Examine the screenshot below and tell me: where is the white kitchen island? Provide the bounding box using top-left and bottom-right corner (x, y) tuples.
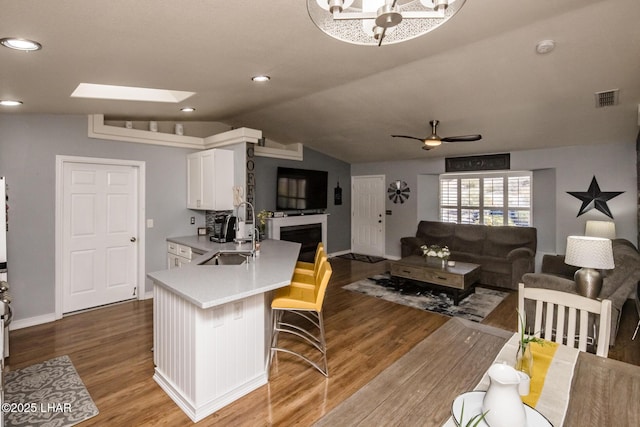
(147, 238), (301, 422)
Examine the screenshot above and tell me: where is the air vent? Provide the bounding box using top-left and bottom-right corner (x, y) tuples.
(594, 89), (619, 108)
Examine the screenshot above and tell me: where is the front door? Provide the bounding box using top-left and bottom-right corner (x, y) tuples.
(61, 160), (139, 313)
(351, 175), (385, 256)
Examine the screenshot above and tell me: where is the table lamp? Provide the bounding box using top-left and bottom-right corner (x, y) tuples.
(585, 220), (616, 239)
(565, 236), (615, 299)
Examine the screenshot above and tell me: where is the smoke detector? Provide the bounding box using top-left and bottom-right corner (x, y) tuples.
(535, 39), (555, 54)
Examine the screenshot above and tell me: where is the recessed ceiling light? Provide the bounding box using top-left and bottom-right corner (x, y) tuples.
(180, 107), (196, 112)
(0, 37), (42, 51)
(251, 75), (270, 82)
(70, 83), (195, 103)
(0, 100), (23, 106)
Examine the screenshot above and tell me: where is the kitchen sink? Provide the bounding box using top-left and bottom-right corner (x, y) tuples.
(197, 251), (252, 266)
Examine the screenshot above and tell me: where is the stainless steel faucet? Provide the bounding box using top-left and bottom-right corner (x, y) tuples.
(234, 201), (256, 256)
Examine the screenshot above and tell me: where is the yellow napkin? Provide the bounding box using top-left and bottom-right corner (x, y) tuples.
(521, 340), (559, 407)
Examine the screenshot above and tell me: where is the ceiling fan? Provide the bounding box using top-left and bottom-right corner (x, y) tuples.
(392, 120), (482, 150)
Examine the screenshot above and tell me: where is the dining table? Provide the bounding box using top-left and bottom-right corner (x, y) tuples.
(314, 317), (640, 426)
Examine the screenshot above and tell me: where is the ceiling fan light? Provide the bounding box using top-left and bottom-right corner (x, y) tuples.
(424, 139), (441, 147)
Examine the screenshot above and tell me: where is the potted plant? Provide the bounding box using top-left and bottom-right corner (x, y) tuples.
(420, 244), (451, 268)
(516, 309), (543, 378)
(256, 210), (270, 241)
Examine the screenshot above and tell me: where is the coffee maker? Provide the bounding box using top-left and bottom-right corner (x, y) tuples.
(210, 214), (236, 243)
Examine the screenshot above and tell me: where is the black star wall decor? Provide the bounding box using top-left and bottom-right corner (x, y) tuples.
(567, 176), (624, 219)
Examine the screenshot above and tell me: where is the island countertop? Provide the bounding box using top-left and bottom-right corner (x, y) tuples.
(147, 237), (301, 309)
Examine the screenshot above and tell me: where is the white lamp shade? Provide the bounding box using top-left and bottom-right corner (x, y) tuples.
(585, 220), (616, 239)
(565, 236), (615, 269)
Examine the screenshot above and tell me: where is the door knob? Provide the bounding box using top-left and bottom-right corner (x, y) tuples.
(130, 237), (137, 242)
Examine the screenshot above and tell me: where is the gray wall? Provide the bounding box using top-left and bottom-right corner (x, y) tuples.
(0, 114), (203, 322)
(253, 148), (351, 254)
(1, 113), (636, 324)
(352, 142), (637, 262)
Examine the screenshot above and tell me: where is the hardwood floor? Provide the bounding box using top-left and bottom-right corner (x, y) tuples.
(7, 258), (640, 426)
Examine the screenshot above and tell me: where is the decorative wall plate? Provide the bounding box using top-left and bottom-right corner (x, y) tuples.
(388, 180), (410, 204)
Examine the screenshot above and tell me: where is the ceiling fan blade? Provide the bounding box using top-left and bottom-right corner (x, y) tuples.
(441, 135), (482, 143)
(391, 135), (425, 142)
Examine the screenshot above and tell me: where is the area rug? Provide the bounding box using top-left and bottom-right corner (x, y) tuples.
(4, 355), (99, 426)
(337, 253), (386, 263)
(343, 273), (509, 323)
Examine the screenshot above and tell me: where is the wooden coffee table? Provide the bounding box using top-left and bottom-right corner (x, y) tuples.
(390, 255), (481, 305)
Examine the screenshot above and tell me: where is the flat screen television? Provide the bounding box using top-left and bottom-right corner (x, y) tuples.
(276, 167), (328, 211)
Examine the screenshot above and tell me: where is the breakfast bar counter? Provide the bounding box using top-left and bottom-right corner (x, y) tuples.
(151, 237), (301, 308)
(147, 238), (301, 422)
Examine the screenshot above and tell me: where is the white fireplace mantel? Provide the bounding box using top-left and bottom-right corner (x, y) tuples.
(266, 214), (328, 248)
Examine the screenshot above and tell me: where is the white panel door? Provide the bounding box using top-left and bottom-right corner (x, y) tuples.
(351, 175), (385, 256)
(62, 162), (138, 313)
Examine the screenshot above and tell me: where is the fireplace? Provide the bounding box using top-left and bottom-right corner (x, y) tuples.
(266, 214), (328, 262)
(280, 224), (322, 262)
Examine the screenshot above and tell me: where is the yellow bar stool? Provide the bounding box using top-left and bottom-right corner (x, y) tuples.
(294, 242), (324, 275)
(270, 261), (332, 377)
(290, 251), (327, 290)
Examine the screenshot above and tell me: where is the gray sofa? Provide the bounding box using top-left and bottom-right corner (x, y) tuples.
(522, 238), (640, 346)
(401, 221), (537, 290)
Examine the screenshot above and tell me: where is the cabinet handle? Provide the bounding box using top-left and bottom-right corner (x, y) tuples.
(174, 258), (179, 267)
(197, 199), (201, 208)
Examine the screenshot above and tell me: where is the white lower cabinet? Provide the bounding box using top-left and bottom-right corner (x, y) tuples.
(167, 241), (194, 269)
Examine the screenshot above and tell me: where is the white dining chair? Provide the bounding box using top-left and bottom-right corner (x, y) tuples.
(518, 283), (612, 357)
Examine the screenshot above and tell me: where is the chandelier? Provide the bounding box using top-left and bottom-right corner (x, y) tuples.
(307, 0), (466, 46)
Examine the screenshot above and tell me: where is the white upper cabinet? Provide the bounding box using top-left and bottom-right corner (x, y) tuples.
(187, 149), (234, 210)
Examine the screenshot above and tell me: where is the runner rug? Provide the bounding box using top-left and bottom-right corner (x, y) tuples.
(4, 355), (99, 426)
(343, 273), (508, 323)
(337, 253), (386, 263)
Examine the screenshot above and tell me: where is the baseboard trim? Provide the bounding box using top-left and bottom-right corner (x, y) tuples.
(329, 249), (351, 257)
(10, 313), (57, 331)
(10, 295), (153, 330)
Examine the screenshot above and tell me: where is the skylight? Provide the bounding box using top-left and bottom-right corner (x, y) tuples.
(71, 83), (195, 103)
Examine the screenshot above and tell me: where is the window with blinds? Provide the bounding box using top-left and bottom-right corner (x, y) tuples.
(439, 171), (532, 226)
